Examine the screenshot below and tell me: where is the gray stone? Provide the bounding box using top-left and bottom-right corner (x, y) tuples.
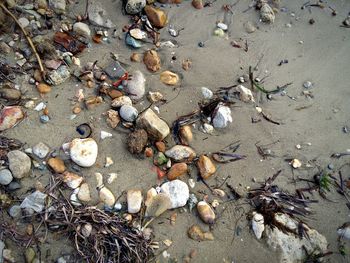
(20, 190), (47, 213)
(165, 145), (196, 162)
(212, 104), (232, 128)
(73, 22), (91, 38)
(0, 240), (4, 263)
(160, 180), (189, 209)
(104, 61), (127, 80)
(125, 0), (146, 15)
(9, 205), (21, 218)
(32, 142), (50, 159)
(0, 169), (13, 185)
(8, 181), (21, 191)
(8, 150), (31, 179)
(87, 0), (115, 28)
(18, 17), (30, 28)
(136, 108), (170, 140)
(46, 66), (70, 86)
(119, 105), (138, 122)
(49, 0), (66, 14)
(125, 70), (146, 100)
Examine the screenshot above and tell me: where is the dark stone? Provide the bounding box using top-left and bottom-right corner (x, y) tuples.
(127, 129), (148, 154)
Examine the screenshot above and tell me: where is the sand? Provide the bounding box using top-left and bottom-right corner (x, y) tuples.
(1, 0), (350, 262)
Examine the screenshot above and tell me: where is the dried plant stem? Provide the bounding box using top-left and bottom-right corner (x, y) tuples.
(0, 3), (45, 75)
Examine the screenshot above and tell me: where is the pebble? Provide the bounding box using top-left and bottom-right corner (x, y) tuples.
(160, 180), (189, 209)
(0, 106), (25, 131)
(197, 155), (216, 180)
(77, 183), (91, 203)
(201, 87), (213, 99)
(95, 173), (115, 207)
(61, 171), (83, 189)
(47, 157), (66, 173)
(100, 131), (112, 140)
(88, 1), (115, 28)
(125, 70), (145, 100)
(81, 223), (92, 238)
(8, 150), (31, 179)
(303, 81), (313, 89)
(18, 17), (30, 28)
(73, 22), (91, 38)
(119, 105), (138, 122)
(127, 129), (148, 154)
(192, 0), (203, 9)
(201, 123), (214, 134)
(197, 201), (216, 224)
(143, 50), (161, 72)
(125, 34), (142, 48)
(40, 115), (50, 123)
(127, 189), (143, 213)
(36, 83), (51, 94)
(136, 108), (170, 141)
(144, 5), (167, 28)
(212, 104), (232, 128)
(0, 169), (13, 185)
(8, 181), (21, 191)
(214, 28), (225, 37)
(236, 85), (255, 102)
(20, 190), (47, 213)
(147, 91), (163, 103)
(179, 125), (193, 145)
(49, 0), (66, 14)
(291, 159), (302, 169)
(188, 225), (214, 241)
(244, 21), (256, 33)
(70, 138), (98, 167)
(125, 0), (146, 14)
(167, 162), (188, 181)
(252, 212), (265, 239)
(9, 205), (21, 218)
(165, 145), (196, 162)
(260, 3), (275, 23)
(35, 102), (46, 111)
(0, 42), (11, 54)
(217, 22), (228, 31)
(32, 142), (50, 159)
(160, 71), (179, 85)
(111, 96), (132, 108)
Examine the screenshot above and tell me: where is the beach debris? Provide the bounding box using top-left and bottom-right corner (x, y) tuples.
(62, 171), (83, 189)
(131, 53), (142, 62)
(260, 3), (275, 23)
(160, 179), (189, 209)
(197, 155), (216, 180)
(197, 201), (215, 224)
(0, 169), (13, 185)
(136, 109), (170, 140)
(105, 157), (114, 167)
(165, 145), (196, 162)
(81, 223), (93, 238)
(214, 28), (225, 37)
(251, 212), (264, 239)
(105, 110), (120, 128)
(20, 190), (47, 213)
(8, 150), (31, 179)
(100, 131), (113, 140)
(125, 33), (143, 48)
(95, 172), (115, 207)
(70, 138), (98, 167)
(46, 65), (71, 85)
(160, 71), (179, 85)
(188, 225), (214, 241)
(0, 106), (25, 131)
(212, 104), (232, 128)
(125, 70), (146, 100)
(125, 0), (146, 14)
(78, 183), (91, 203)
(167, 162), (188, 181)
(182, 59), (192, 71)
(127, 189), (143, 213)
(303, 81), (313, 89)
(47, 157), (66, 173)
(127, 129), (148, 154)
(143, 50), (161, 72)
(144, 6), (167, 28)
(119, 105), (139, 122)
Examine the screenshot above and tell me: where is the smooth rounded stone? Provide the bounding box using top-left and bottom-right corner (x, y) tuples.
(18, 17), (30, 28)
(125, 0), (146, 15)
(9, 205), (21, 218)
(201, 87), (213, 99)
(32, 142), (50, 159)
(143, 50), (161, 72)
(136, 108), (170, 141)
(127, 189), (143, 213)
(217, 22), (228, 31)
(192, 0), (203, 9)
(197, 201), (216, 224)
(260, 3), (275, 23)
(179, 125), (193, 145)
(337, 223), (350, 240)
(70, 138), (98, 167)
(303, 81), (313, 89)
(125, 34), (142, 48)
(167, 162), (188, 180)
(252, 212), (264, 239)
(201, 123), (214, 134)
(95, 173), (115, 207)
(214, 28), (225, 37)
(77, 183), (91, 203)
(8, 181), (21, 191)
(36, 83), (51, 94)
(127, 129), (148, 154)
(160, 71), (179, 85)
(125, 70), (145, 100)
(47, 157), (66, 173)
(165, 145), (196, 162)
(111, 96), (132, 108)
(212, 104), (232, 128)
(0, 169), (13, 185)
(25, 247), (36, 263)
(8, 150), (31, 179)
(160, 179), (189, 209)
(49, 0), (66, 14)
(144, 5), (167, 28)
(119, 105), (138, 122)
(197, 155), (216, 180)
(0, 106), (25, 131)
(36, 0), (48, 9)
(40, 115), (50, 123)
(81, 223), (92, 237)
(73, 22), (91, 38)
(244, 21), (256, 33)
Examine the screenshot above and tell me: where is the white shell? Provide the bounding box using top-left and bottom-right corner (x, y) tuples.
(252, 212), (265, 239)
(70, 138), (98, 167)
(70, 189), (82, 206)
(100, 131), (112, 140)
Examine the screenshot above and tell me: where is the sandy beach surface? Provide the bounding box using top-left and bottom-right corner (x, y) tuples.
(1, 0), (350, 262)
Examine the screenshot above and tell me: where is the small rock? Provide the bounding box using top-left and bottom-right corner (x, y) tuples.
(40, 115), (50, 123)
(252, 212), (264, 239)
(73, 22), (91, 38)
(165, 145), (196, 162)
(303, 81), (313, 89)
(119, 105), (138, 122)
(154, 152), (168, 166)
(182, 58), (192, 71)
(144, 6), (167, 28)
(8, 181), (21, 191)
(8, 150), (31, 179)
(78, 183), (91, 203)
(85, 96), (103, 110)
(155, 141), (166, 152)
(111, 96), (132, 108)
(214, 28), (225, 37)
(136, 108), (170, 140)
(125, 0), (146, 14)
(147, 91), (163, 103)
(127, 189), (143, 213)
(244, 21), (256, 33)
(0, 169), (13, 185)
(81, 223), (92, 237)
(236, 85), (255, 102)
(62, 171), (83, 189)
(130, 53), (141, 62)
(291, 159), (302, 169)
(197, 201), (216, 224)
(179, 125), (193, 145)
(104, 61), (127, 80)
(25, 247), (36, 263)
(201, 123), (214, 134)
(125, 34), (142, 48)
(9, 205), (21, 218)
(197, 155), (216, 180)
(126, 71), (145, 100)
(49, 0), (66, 14)
(46, 66), (70, 86)
(127, 129), (148, 154)
(36, 83), (51, 94)
(212, 103), (232, 128)
(167, 162), (188, 180)
(47, 157), (66, 173)
(337, 223), (350, 240)
(217, 22), (228, 31)
(105, 109), (120, 128)
(87, 1), (115, 28)
(32, 142), (50, 159)
(18, 17), (30, 28)
(188, 225), (214, 241)
(260, 3), (275, 23)
(160, 71), (179, 85)
(100, 131), (112, 140)
(201, 87), (213, 99)
(192, 0), (203, 9)
(20, 190), (47, 213)
(160, 179), (189, 208)
(143, 50), (161, 72)
(70, 138), (98, 167)
(0, 106), (25, 131)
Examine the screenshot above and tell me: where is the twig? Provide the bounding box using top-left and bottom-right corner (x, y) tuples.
(0, 3), (45, 75)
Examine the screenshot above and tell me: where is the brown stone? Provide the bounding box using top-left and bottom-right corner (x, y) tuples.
(105, 109), (120, 128)
(179, 125), (193, 145)
(197, 155), (216, 179)
(127, 129), (148, 154)
(143, 50), (161, 72)
(108, 89), (123, 99)
(188, 225), (214, 241)
(144, 147), (153, 157)
(192, 0), (203, 9)
(47, 157), (66, 173)
(72, 106), (81, 114)
(130, 53), (141, 62)
(155, 141), (166, 152)
(33, 69), (43, 82)
(167, 162), (187, 181)
(85, 96), (103, 109)
(144, 6), (167, 28)
(37, 83), (51, 94)
(160, 71), (179, 85)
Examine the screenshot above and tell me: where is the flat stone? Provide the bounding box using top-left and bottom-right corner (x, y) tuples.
(127, 189), (143, 213)
(49, 0), (66, 14)
(136, 108), (170, 140)
(73, 22), (91, 38)
(77, 183), (91, 203)
(165, 145), (196, 162)
(160, 179), (189, 209)
(111, 96), (132, 108)
(0, 169), (13, 185)
(104, 61), (127, 80)
(18, 17), (30, 28)
(32, 142), (50, 159)
(8, 150), (31, 179)
(9, 205), (21, 218)
(20, 190), (47, 213)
